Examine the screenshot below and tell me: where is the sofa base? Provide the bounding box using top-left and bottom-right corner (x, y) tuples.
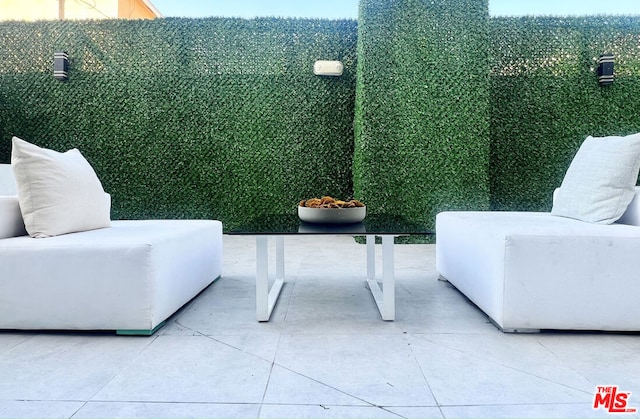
(436, 211), (640, 332)
(0, 220), (223, 333)
(117, 321), (167, 336)
(440, 274), (541, 333)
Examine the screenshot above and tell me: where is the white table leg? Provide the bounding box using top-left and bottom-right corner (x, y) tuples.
(365, 235), (396, 321)
(382, 234), (395, 320)
(276, 236), (285, 281)
(255, 236), (285, 321)
(366, 235), (375, 280)
(256, 236), (269, 321)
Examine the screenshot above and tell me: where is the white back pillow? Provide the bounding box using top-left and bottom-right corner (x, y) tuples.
(552, 133), (640, 224)
(11, 137), (111, 238)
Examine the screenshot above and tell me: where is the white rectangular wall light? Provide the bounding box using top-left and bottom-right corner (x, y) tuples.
(313, 60), (343, 76)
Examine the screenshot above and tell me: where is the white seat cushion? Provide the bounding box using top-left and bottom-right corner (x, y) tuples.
(0, 196), (27, 239)
(0, 164), (18, 195)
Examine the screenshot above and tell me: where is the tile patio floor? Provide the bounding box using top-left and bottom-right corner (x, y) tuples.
(1, 234), (639, 419)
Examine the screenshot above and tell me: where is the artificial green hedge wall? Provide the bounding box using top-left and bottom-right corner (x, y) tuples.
(0, 18), (357, 227)
(4, 9), (640, 232)
(354, 6), (640, 224)
(490, 16), (640, 211)
(353, 0), (491, 230)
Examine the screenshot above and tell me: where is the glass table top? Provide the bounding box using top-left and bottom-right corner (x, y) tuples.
(226, 213), (433, 236)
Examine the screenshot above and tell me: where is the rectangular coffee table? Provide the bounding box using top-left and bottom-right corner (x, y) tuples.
(227, 214), (432, 321)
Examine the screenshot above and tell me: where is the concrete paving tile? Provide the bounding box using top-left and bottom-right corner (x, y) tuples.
(259, 404), (402, 418)
(0, 333), (36, 354)
(207, 334), (282, 363)
(409, 335), (592, 406)
(274, 334), (436, 407)
(92, 335), (272, 404)
(396, 284), (498, 334)
(410, 333), (595, 393)
(281, 279), (404, 334)
(282, 317), (402, 336)
(536, 334), (640, 392)
(0, 400), (83, 418)
(280, 244), (431, 332)
(616, 334), (640, 351)
(158, 318), (202, 336)
(169, 275), (289, 336)
(441, 403), (638, 418)
(263, 365), (370, 406)
(294, 254), (366, 278)
(383, 406), (444, 418)
(0, 334), (153, 400)
(287, 275), (370, 300)
(75, 401), (260, 418)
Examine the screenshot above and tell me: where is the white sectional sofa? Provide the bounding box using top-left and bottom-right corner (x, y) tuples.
(436, 188), (640, 332)
(0, 164), (223, 335)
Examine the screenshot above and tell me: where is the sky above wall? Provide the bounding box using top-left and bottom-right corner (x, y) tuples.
(150, 0), (639, 19)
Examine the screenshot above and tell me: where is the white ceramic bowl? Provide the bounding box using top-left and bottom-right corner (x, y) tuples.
(298, 206), (366, 224)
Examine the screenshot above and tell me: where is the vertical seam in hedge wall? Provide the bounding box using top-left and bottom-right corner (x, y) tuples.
(354, 0), (491, 232)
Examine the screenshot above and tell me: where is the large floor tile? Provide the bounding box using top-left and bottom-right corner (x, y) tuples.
(441, 403), (638, 418)
(536, 334), (640, 391)
(409, 334), (592, 406)
(412, 333), (595, 392)
(259, 403), (403, 418)
(272, 334), (436, 407)
(74, 401), (260, 418)
(167, 275), (289, 337)
(205, 334), (283, 363)
(0, 400), (83, 419)
(383, 406), (444, 419)
(396, 280), (498, 334)
(0, 333), (36, 354)
(92, 335), (272, 404)
(0, 334), (153, 400)
(263, 365), (370, 406)
(164, 307), (283, 362)
(616, 334), (640, 351)
(281, 279), (404, 335)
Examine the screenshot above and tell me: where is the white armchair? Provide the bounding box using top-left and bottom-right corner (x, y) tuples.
(0, 164), (223, 335)
(436, 188), (640, 332)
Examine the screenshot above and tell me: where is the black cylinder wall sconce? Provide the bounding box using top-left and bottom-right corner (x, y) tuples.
(598, 53), (614, 85)
(54, 51), (69, 81)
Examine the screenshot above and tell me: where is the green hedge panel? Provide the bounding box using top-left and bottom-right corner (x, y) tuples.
(0, 18), (357, 228)
(354, 0), (491, 231)
(490, 16), (640, 211)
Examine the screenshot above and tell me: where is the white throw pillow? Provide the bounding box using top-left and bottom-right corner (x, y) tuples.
(551, 133), (640, 224)
(11, 136), (111, 238)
